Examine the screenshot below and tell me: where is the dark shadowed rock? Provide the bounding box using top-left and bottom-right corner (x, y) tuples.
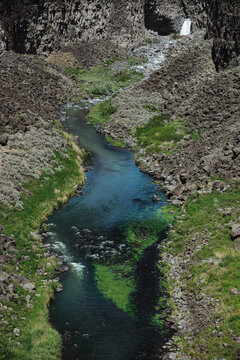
(0, 134), (8, 146)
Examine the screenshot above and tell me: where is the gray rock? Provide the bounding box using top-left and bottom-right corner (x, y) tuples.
(212, 180), (226, 191)
(13, 328), (20, 337)
(229, 288), (240, 296)
(22, 282), (36, 291)
(231, 223), (240, 240)
(233, 147), (240, 157)
(0, 272), (9, 282)
(0, 134), (8, 146)
(169, 182), (184, 196)
(163, 353), (177, 360)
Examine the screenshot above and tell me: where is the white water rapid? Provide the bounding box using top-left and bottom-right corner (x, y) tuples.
(180, 18), (192, 36)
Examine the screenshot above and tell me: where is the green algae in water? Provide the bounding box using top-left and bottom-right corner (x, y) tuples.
(95, 209), (169, 318)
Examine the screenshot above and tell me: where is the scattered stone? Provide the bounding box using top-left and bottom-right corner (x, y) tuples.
(0, 272), (9, 282)
(234, 241), (240, 251)
(169, 183), (184, 196)
(231, 223), (240, 240)
(229, 288), (240, 296)
(152, 194), (162, 201)
(22, 282), (36, 292)
(163, 353), (177, 360)
(212, 180), (227, 192)
(0, 134), (8, 146)
(13, 328), (20, 337)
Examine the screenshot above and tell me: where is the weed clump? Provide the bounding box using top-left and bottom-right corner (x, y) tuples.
(135, 114), (185, 154)
(65, 63), (143, 98)
(88, 100), (117, 125)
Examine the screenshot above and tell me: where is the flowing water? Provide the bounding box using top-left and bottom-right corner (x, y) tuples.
(180, 19), (192, 36)
(46, 100), (169, 360)
(47, 52), (171, 354)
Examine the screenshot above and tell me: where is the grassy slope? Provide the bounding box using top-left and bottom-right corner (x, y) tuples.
(135, 114), (200, 155)
(165, 182), (240, 359)
(66, 58), (145, 99)
(0, 133), (85, 360)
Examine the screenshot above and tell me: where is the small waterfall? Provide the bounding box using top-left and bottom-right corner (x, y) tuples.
(180, 18), (192, 36)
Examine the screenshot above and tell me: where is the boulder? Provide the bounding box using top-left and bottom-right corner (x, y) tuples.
(13, 328), (20, 337)
(170, 182), (184, 196)
(0, 272), (9, 282)
(212, 180), (227, 191)
(163, 353), (177, 360)
(22, 282), (36, 291)
(233, 147), (240, 158)
(229, 288), (240, 296)
(231, 223), (240, 240)
(0, 134), (8, 146)
(152, 195), (162, 201)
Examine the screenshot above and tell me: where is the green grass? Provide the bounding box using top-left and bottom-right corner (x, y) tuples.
(66, 63), (144, 98)
(142, 104), (158, 112)
(127, 56), (148, 66)
(145, 38), (152, 44)
(135, 114), (186, 154)
(0, 133), (85, 360)
(88, 99), (117, 125)
(165, 182), (240, 359)
(95, 210), (169, 316)
(106, 136), (126, 148)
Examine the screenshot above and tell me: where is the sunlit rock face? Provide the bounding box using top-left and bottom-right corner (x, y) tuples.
(0, 0), (145, 54)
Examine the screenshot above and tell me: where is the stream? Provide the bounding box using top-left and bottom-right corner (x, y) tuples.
(46, 36), (172, 360)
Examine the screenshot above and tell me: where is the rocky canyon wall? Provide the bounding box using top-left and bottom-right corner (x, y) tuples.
(181, 0), (240, 70)
(0, 0), (239, 69)
(0, 0), (145, 54)
(206, 0), (240, 71)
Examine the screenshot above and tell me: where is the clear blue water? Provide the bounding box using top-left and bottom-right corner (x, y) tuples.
(47, 103), (169, 360)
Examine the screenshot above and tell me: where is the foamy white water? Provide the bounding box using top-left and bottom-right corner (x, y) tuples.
(180, 19), (192, 36)
(71, 262), (85, 276)
(51, 238), (66, 252)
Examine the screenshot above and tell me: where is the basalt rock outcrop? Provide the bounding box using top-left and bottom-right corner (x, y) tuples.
(181, 0), (240, 70)
(0, 0), (145, 54)
(206, 0), (240, 71)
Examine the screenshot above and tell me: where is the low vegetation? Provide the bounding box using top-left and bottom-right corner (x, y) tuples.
(164, 182), (240, 359)
(88, 99), (117, 125)
(0, 133), (85, 360)
(66, 62), (144, 98)
(127, 56), (148, 66)
(135, 114), (186, 154)
(106, 136), (126, 148)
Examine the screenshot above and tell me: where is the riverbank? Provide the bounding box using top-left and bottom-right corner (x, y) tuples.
(89, 31), (240, 359)
(0, 44), (167, 359)
(0, 51), (87, 359)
